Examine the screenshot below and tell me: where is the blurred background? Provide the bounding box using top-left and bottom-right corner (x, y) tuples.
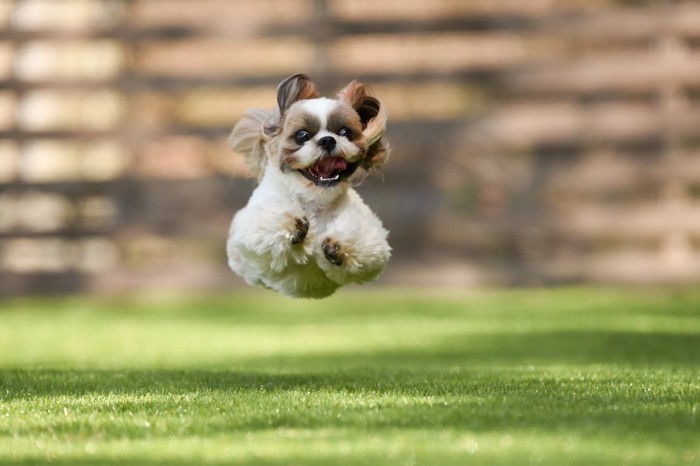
(0, 0), (699, 296)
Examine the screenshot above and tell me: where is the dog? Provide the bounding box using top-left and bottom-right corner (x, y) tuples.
(226, 74), (391, 298)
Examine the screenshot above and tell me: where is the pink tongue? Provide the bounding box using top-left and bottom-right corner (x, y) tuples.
(314, 157), (347, 178)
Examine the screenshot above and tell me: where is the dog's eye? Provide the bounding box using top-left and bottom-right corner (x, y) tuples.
(338, 127), (353, 139)
(294, 130), (310, 144)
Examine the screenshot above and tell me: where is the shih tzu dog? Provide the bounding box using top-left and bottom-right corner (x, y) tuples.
(226, 74), (391, 298)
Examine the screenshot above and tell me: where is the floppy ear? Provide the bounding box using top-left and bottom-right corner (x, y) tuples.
(337, 80), (381, 128)
(261, 74), (320, 137)
(229, 108), (274, 180)
(276, 73), (320, 115)
(337, 80), (389, 172)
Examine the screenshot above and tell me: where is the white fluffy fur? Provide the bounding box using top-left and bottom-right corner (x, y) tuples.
(226, 76), (391, 298)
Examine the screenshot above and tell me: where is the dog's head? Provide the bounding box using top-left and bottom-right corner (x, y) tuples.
(239, 74), (388, 189)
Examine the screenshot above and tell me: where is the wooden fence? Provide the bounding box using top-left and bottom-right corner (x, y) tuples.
(0, 0), (699, 294)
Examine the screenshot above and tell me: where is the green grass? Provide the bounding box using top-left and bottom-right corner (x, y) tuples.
(0, 287), (698, 465)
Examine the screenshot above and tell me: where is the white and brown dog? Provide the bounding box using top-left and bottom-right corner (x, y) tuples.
(226, 74), (391, 298)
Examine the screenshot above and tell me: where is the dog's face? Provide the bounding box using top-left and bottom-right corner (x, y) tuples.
(263, 74), (388, 189)
(279, 98), (365, 187)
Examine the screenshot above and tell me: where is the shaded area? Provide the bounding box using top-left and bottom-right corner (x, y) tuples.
(239, 330), (700, 370)
(1, 364), (697, 436)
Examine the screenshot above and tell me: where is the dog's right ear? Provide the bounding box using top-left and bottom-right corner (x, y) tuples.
(276, 73), (319, 115)
(263, 74), (320, 137)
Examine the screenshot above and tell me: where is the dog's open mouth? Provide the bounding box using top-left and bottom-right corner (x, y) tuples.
(298, 157), (358, 187)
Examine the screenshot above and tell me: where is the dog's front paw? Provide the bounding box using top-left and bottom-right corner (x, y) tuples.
(322, 237), (346, 266)
(288, 216), (309, 245)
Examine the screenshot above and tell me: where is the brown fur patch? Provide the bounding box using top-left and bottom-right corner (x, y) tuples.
(337, 81), (381, 128)
(337, 80), (389, 174)
(328, 105), (363, 140)
(277, 74), (320, 114)
(279, 110), (323, 171)
(284, 110), (321, 141)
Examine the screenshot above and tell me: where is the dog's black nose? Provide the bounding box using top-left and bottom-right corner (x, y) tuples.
(318, 136), (336, 151)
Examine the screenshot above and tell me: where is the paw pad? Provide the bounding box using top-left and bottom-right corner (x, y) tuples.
(322, 238), (345, 266)
(290, 217), (309, 245)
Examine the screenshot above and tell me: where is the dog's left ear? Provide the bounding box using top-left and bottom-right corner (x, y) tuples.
(337, 80), (382, 129)
(338, 80), (389, 172)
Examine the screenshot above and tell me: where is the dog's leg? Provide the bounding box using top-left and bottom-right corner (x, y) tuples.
(228, 201), (314, 279)
(316, 192), (391, 285)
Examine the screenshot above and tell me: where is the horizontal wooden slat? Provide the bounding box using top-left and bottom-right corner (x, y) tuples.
(471, 102), (700, 147)
(0, 237), (118, 273)
(0, 69), (500, 92)
(135, 38), (315, 78)
(553, 204), (700, 240)
(0, 18), (495, 41)
(507, 52), (700, 96)
(544, 150), (700, 197)
(328, 0), (643, 21)
(548, 3), (700, 41)
(0, 126), (230, 141)
(130, 0), (311, 28)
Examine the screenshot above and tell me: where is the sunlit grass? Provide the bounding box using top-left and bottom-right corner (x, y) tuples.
(0, 288), (698, 465)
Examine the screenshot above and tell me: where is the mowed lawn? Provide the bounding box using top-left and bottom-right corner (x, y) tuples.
(0, 288), (698, 465)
